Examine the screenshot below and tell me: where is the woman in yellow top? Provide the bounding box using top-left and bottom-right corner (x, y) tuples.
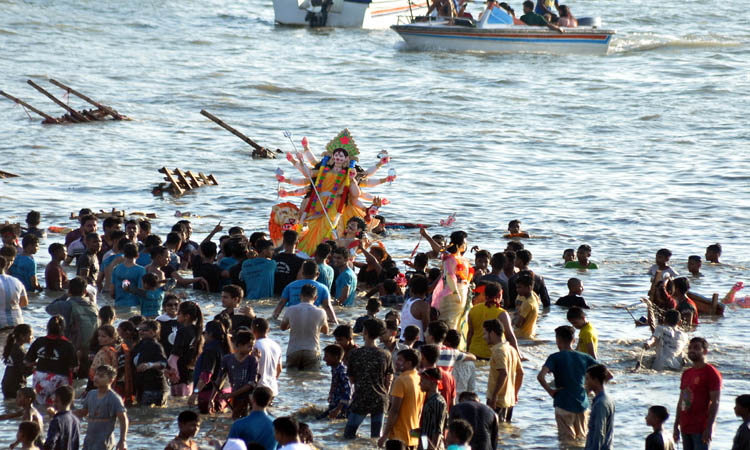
(431, 231), (473, 336)
(467, 282), (520, 359)
(512, 271), (540, 339)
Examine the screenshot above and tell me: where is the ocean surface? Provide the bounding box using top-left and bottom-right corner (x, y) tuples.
(1, 0), (749, 448)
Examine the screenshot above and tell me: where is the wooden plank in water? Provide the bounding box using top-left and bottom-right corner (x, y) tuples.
(173, 168), (192, 190)
(27, 80), (89, 123)
(49, 79), (124, 120)
(0, 90), (60, 123)
(158, 167), (184, 195)
(200, 109), (263, 151)
(185, 171), (202, 188)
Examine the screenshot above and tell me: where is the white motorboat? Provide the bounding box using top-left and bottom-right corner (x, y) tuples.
(274, 0), (428, 28)
(391, 4), (615, 55)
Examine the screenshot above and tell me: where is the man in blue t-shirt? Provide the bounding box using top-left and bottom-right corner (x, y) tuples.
(110, 243), (147, 308)
(537, 325), (602, 443)
(240, 240), (277, 300)
(332, 247), (357, 306)
(9, 234), (42, 292)
(272, 260), (337, 324)
(314, 243), (335, 290)
(227, 386), (278, 450)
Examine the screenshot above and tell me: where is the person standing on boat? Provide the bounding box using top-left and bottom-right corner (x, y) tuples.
(427, 0), (454, 17)
(534, 0), (557, 17)
(521, 0), (564, 32)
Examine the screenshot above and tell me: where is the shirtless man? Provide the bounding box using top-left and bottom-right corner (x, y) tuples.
(335, 217), (367, 254)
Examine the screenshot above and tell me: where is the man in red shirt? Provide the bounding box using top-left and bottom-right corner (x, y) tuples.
(674, 337), (721, 450)
(420, 344), (456, 410)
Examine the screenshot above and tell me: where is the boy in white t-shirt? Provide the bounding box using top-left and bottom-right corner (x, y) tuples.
(644, 309), (687, 371)
(252, 317), (282, 396)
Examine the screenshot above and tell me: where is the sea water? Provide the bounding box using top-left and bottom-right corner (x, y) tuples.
(1, 0), (749, 447)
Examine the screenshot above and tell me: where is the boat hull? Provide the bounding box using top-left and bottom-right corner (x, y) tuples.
(274, 0), (427, 28)
(392, 23), (615, 55)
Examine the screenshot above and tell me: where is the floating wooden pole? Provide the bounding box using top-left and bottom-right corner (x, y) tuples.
(0, 90), (60, 123)
(200, 109), (265, 151)
(49, 79), (124, 120)
(27, 79), (89, 123)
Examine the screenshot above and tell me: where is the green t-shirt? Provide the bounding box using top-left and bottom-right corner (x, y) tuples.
(565, 261), (599, 269)
(520, 12), (548, 26)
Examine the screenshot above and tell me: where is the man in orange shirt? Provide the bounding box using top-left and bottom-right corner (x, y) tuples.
(378, 349), (425, 448)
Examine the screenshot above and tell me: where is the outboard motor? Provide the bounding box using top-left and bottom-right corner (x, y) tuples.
(305, 0), (333, 27)
(577, 16), (602, 28)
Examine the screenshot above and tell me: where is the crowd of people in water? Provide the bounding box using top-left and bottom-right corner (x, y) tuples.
(1, 210), (749, 450)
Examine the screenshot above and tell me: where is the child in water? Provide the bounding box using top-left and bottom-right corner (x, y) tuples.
(320, 344), (350, 420)
(512, 272), (539, 339)
(2, 324), (33, 398)
(556, 278), (590, 309)
(9, 234), (43, 292)
(168, 301), (204, 397)
(165, 410), (201, 450)
(220, 329), (259, 418)
(353, 298), (381, 334)
(157, 295), (180, 355)
(45, 243), (69, 291)
(126, 272), (164, 319)
(648, 248), (678, 279)
(705, 243), (722, 264)
(0, 387), (44, 444)
(22, 210), (45, 239)
(504, 219), (529, 238)
(644, 405), (675, 450)
(14, 420), (42, 450)
(687, 255), (702, 277)
(564, 244), (599, 269)
(643, 309), (687, 371)
(473, 249), (491, 279)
